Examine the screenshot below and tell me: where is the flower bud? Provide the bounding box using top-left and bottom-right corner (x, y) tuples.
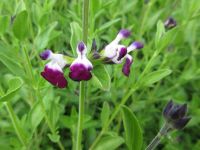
(164, 17), (177, 29)
(163, 100), (191, 130)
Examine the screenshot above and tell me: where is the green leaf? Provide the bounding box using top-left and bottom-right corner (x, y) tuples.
(0, 77), (23, 102)
(100, 101), (110, 127)
(0, 15), (9, 35)
(13, 10), (29, 40)
(70, 22), (82, 55)
(48, 133), (60, 143)
(94, 135), (124, 150)
(0, 53), (24, 76)
(35, 21), (58, 51)
(96, 18), (121, 34)
(155, 20), (165, 48)
(121, 106), (143, 150)
(140, 69), (172, 87)
(91, 65), (111, 91)
(28, 101), (44, 133)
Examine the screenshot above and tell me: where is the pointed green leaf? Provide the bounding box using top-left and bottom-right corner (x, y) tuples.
(100, 101), (110, 127)
(0, 77), (23, 102)
(140, 69), (172, 87)
(94, 135), (124, 150)
(70, 22), (82, 55)
(91, 65), (111, 91)
(13, 10), (29, 40)
(121, 106), (143, 150)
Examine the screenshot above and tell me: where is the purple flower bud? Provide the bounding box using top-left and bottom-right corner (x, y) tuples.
(69, 63), (92, 81)
(41, 64), (67, 88)
(128, 41), (144, 52)
(164, 17), (177, 29)
(40, 50), (52, 60)
(173, 117), (191, 130)
(78, 41), (85, 53)
(117, 47), (127, 61)
(122, 55), (133, 77)
(170, 104), (187, 120)
(163, 100), (174, 118)
(118, 29), (131, 38)
(132, 41), (144, 49)
(163, 100), (191, 130)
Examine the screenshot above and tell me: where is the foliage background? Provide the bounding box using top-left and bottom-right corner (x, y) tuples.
(0, 0), (200, 149)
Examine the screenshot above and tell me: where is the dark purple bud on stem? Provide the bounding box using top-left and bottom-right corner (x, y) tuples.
(164, 17), (177, 29)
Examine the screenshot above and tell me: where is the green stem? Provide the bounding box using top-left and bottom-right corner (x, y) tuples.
(37, 91), (65, 150)
(5, 102), (27, 147)
(89, 88), (136, 149)
(145, 123), (170, 150)
(90, 49), (160, 149)
(76, 81), (85, 150)
(75, 0), (89, 149)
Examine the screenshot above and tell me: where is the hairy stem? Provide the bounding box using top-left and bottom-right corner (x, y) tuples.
(75, 0), (89, 150)
(5, 102), (27, 147)
(145, 123), (170, 150)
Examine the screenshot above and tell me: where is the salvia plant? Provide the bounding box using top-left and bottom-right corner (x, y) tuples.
(0, 0), (199, 150)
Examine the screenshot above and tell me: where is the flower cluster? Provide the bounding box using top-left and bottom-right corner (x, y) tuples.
(40, 29), (143, 88)
(163, 100), (191, 130)
(101, 29), (143, 76)
(40, 42), (92, 88)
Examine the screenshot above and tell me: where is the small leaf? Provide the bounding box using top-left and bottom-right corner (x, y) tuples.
(155, 20), (165, 48)
(91, 65), (111, 91)
(121, 106), (143, 150)
(0, 53), (24, 76)
(34, 21), (58, 51)
(70, 22), (82, 55)
(100, 101), (110, 127)
(94, 135), (124, 150)
(0, 15), (9, 35)
(13, 10), (29, 40)
(140, 69), (172, 87)
(48, 133), (60, 143)
(0, 77), (23, 102)
(96, 18), (121, 33)
(28, 101), (44, 133)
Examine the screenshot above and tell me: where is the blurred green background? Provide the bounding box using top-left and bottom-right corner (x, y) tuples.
(0, 0), (200, 149)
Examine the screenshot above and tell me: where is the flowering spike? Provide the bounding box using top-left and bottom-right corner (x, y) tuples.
(69, 42), (93, 81)
(122, 55), (133, 76)
(127, 41), (143, 52)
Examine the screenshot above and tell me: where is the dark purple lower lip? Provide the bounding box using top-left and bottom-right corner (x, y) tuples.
(122, 57), (133, 77)
(41, 66), (67, 88)
(69, 63), (92, 81)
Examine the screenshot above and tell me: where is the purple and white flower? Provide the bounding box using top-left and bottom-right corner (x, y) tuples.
(40, 50), (68, 88)
(69, 42), (93, 81)
(101, 29), (143, 77)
